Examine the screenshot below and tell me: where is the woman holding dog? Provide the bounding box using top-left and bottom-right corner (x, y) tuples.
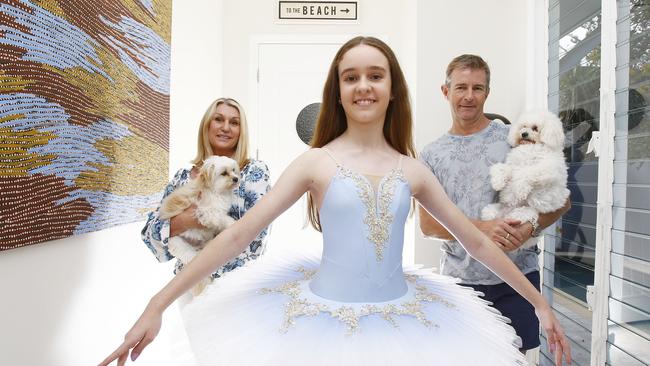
(141, 97), (271, 280)
(102, 37), (571, 366)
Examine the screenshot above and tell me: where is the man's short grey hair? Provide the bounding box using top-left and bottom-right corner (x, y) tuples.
(445, 54), (491, 89)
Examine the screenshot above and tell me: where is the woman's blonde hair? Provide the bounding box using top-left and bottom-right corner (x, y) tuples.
(191, 98), (250, 169)
(307, 36), (416, 231)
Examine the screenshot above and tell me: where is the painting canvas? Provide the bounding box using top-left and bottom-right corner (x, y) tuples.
(0, 0), (171, 250)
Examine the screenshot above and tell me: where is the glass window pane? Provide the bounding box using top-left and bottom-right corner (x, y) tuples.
(609, 276), (650, 313)
(609, 298), (650, 341)
(607, 341), (648, 366)
(612, 207), (650, 236)
(611, 233), (650, 264)
(613, 160), (650, 184)
(607, 318), (650, 364)
(560, 221), (597, 248)
(547, 1), (600, 362)
(611, 2), (650, 361)
(613, 184), (650, 210)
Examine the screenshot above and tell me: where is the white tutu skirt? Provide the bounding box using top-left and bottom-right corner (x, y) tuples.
(182, 247), (528, 366)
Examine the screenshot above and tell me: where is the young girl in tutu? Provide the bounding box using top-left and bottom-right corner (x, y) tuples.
(100, 36), (571, 366)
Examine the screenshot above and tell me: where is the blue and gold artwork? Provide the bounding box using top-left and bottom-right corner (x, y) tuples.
(0, 0), (171, 250)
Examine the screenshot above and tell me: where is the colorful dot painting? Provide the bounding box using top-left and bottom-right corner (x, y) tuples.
(0, 0), (171, 250)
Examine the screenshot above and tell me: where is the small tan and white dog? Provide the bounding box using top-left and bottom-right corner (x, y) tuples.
(159, 156), (240, 295)
(482, 110), (570, 250)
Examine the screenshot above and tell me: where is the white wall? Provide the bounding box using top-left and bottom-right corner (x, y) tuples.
(220, 0), (419, 109)
(0, 1), (222, 365)
(0, 223), (187, 366)
(413, 0), (528, 268)
(169, 1), (223, 170)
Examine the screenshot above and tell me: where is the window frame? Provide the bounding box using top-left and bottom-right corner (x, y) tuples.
(534, 0), (617, 363)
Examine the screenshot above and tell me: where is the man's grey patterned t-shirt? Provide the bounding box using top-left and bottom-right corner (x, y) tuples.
(420, 121), (539, 285)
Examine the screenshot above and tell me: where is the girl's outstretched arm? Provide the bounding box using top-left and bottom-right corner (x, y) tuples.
(99, 150), (320, 366)
(404, 157), (572, 366)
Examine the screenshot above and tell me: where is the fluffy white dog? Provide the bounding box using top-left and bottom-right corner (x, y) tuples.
(159, 156), (240, 295)
(481, 110), (570, 250)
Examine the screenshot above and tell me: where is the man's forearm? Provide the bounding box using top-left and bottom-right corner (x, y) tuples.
(537, 198), (571, 232)
(418, 206), (454, 240)
(419, 205), (487, 241)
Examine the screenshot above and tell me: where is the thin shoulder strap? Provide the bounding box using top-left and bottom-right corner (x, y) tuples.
(397, 154), (404, 170)
(321, 147), (341, 167)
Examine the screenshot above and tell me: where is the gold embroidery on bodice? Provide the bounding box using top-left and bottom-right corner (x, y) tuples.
(337, 167), (405, 261)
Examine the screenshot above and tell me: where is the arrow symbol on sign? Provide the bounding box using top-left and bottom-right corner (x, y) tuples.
(341, 8), (350, 13)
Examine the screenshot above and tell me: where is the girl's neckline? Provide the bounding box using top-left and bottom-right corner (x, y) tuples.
(321, 147), (404, 179)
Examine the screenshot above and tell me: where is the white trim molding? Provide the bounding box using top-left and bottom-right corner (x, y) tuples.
(526, 0), (550, 111)
(590, 0), (617, 364)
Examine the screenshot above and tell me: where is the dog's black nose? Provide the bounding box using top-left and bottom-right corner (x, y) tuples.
(233, 177), (239, 183)
(521, 132), (529, 138)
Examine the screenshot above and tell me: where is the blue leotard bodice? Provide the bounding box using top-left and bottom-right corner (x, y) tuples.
(309, 151), (411, 302)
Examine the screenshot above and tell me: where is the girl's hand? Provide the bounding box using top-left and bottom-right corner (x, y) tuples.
(98, 304), (162, 366)
(536, 304), (572, 365)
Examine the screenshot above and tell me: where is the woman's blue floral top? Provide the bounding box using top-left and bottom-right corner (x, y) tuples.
(141, 159), (271, 278)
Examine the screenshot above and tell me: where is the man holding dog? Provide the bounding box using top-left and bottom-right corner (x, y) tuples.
(419, 54), (570, 353)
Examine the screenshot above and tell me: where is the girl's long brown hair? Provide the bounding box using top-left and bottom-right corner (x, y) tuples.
(307, 36), (415, 231)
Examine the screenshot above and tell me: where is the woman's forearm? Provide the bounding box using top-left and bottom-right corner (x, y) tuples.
(169, 212), (201, 237)
(151, 223), (256, 310)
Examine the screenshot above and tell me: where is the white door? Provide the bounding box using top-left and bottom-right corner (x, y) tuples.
(256, 41), (343, 253)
